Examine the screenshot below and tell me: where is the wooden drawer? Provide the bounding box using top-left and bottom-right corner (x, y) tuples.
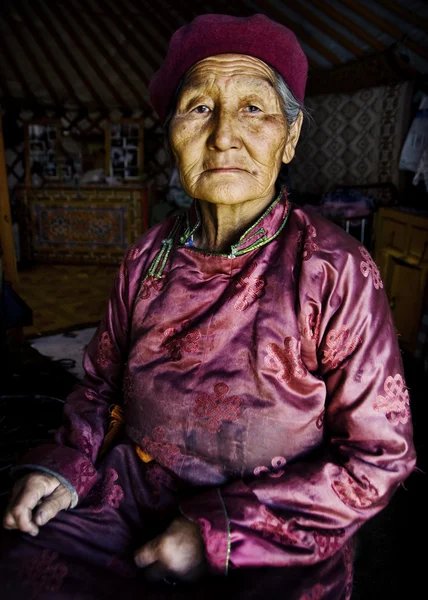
(380, 215), (408, 254)
(388, 258), (426, 351)
(408, 224), (428, 263)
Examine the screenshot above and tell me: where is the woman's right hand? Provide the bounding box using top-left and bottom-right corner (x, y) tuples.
(3, 472), (72, 536)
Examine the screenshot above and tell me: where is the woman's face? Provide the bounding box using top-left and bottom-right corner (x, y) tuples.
(169, 54), (302, 207)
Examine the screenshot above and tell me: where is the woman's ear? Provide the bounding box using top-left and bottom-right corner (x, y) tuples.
(282, 111), (303, 165)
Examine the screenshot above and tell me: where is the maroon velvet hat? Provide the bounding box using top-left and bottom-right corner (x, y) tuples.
(149, 13), (308, 123)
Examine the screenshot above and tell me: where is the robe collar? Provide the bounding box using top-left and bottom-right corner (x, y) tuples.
(144, 187), (290, 280)
(179, 186), (290, 259)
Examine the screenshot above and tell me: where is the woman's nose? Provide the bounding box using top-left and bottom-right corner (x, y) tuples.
(208, 109), (242, 151)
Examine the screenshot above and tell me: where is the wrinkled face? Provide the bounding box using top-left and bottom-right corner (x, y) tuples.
(169, 54), (302, 207)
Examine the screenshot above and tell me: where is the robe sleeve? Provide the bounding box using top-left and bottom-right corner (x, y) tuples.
(180, 242), (417, 575)
(13, 255), (133, 507)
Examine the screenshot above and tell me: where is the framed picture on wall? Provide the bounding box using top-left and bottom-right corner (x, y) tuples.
(25, 120), (61, 185)
(105, 119), (144, 181)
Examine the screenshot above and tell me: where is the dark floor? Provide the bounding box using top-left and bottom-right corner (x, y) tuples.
(0, 341), (426, 599)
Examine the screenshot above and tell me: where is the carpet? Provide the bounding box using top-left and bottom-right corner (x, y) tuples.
(30, 326), (97, 381)
(17, 263), (117, 337)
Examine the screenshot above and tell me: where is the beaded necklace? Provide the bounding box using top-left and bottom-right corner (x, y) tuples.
(143, 188), (290, 280)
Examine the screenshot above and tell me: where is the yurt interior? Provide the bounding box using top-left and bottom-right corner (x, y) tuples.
(1, 2), (427, 598)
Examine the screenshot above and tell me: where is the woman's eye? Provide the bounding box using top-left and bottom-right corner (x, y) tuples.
(247, 105), (261, 113)
(192, 105), (210, 113)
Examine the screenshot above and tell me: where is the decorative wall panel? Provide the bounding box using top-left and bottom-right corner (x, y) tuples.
(17, 186), (144, 264)
(291, 82), (412, 195)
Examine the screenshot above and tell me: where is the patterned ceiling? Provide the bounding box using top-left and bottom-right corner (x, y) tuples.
(0, 0), (427, 111)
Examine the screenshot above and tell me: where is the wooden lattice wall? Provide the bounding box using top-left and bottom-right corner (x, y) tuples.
(2, 105), (171, 197)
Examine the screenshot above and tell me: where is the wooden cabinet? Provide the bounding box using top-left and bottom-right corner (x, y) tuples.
(374, 207), (428, 353)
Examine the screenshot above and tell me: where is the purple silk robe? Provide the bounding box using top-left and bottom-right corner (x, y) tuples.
(1, 191), (416, 599)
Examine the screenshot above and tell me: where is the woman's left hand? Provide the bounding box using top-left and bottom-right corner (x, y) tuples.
(134, 516), (206, 583)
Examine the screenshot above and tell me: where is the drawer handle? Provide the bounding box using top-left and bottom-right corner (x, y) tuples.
(389, 296), (396, 310)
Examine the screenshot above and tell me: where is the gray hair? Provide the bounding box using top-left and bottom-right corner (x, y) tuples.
(271, 68), (307, 128)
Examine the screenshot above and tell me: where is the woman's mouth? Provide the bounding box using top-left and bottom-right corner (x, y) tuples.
(205, 167), (245, 173)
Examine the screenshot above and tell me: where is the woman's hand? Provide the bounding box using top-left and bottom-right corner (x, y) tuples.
(3, 472), (72, 536)
(134, 516), (206, 583)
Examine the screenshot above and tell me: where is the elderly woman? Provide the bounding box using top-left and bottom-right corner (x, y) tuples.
(2, 14), (415, 600)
